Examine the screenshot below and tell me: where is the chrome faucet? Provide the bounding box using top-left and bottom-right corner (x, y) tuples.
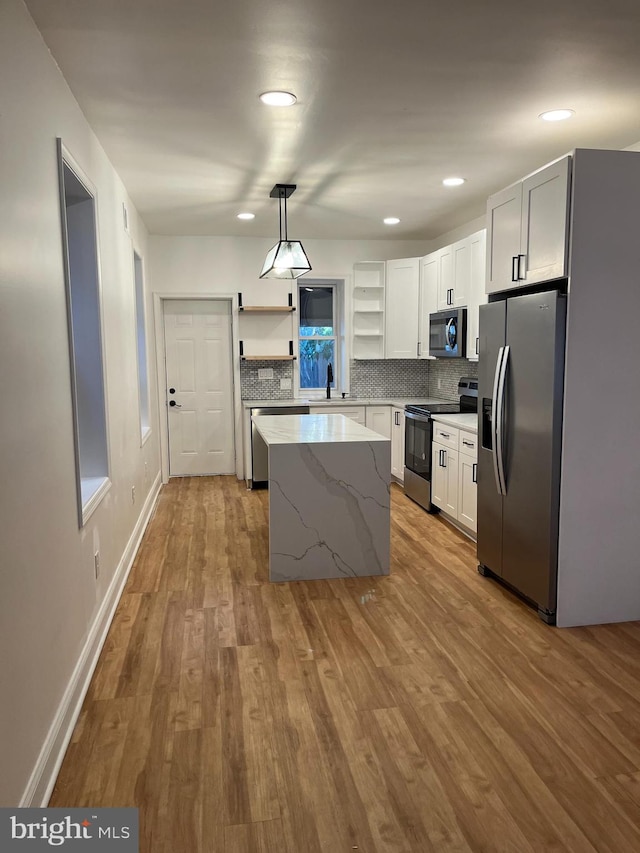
(326, 362), (333, 399)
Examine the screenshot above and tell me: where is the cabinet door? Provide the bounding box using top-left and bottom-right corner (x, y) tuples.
(385, 258), (420, 358)
(486, 182), (522, 294)
(365, 406), (391, 438)
(432, 443), (458, 514)
(520, 155), (570, 285)
(309, 406), (366, 423)
(452, 237), (470, 308)
(436, 246), (454, 310)
(391, 407), (405, 481)
(458, 452), (477, 533)
(466, 229), (487, 361)
(418, 253), (438, 359)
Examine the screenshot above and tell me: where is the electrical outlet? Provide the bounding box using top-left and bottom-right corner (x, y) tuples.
(280, 377), (292, 390)
(131, 485), (136, 504)
(438, 378), (443, 390)
(94, 551), (100, 579)
(258, 368), (274, 380)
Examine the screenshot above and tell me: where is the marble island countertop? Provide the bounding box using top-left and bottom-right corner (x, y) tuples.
(431, 413), (478, 432)
(252, 413), (390, 444)
(243, 396), (453, 409)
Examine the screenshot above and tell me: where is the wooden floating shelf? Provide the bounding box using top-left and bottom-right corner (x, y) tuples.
(241, 355), (296, 361)
(239, 306), (296, 313)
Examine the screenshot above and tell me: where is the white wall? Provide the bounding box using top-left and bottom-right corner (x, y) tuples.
(0, 0), (161, 805)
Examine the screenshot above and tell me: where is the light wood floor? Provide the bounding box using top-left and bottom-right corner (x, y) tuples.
(50, 477), (640, 852)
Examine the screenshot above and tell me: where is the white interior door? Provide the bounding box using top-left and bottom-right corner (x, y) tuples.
(163, 299), (234, 476)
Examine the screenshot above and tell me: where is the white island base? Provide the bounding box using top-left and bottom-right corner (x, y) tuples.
(252, 414), (391, 583)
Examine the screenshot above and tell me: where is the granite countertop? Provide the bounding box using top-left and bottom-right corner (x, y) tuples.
(431, 413), (478, 432)
(252, 413), (390, 444)
(243, 396), (452, 409)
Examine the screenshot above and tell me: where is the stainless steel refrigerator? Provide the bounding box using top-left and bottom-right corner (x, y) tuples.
(477, 288), (566, 623)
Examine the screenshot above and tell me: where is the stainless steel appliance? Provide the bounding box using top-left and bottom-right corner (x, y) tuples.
(477, 288), (566, 624)
(404, 378), (478, 512)
(251, 405), (310, 487)
(429, 307), (467, 358)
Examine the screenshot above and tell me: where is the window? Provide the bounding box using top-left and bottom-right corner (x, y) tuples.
(57, 141), (110, 526)
(298, 284), (339, 391)
(133, 251), (151, 442)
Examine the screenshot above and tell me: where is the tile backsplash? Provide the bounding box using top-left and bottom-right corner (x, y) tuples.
(428, 358), (478, 400)
(240, 360), (295, 400)
(241, 357), (478, 401)
(349, 359), (430, 398)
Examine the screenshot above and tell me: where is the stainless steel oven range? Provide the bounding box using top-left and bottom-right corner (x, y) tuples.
(404, 378), (478, 513)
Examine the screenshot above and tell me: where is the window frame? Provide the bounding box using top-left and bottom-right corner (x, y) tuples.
(297, 282), (341, 394)
(57, 139), (111, 527)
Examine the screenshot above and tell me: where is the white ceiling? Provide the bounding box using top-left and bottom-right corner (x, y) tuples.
(25, 0), (640, 241)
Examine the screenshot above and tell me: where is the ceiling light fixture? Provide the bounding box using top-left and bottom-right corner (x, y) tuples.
(259, 91), (297, 106)
(539, 109), (575, 122)
(237, 212), (255, 220)
(443, 177), (465, 187)
(260, 184), (312, 279)
(383, 217), (400, 225)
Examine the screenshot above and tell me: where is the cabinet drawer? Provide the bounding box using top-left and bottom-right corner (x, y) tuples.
(432, 424), (459, 450)
(458, 431), (478, 458)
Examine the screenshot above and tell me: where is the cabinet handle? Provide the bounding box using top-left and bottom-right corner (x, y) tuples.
(440, 432), (450, 439)
(447, 288), (453, 306)
(511, 256), (519, 282)
(462, 439), (474, 447)
(476, 336), (479, 356)
(473, 463), (477, 483)
(395, 411), (400, 426)
(517, 254), (526, 280)
(417, 342), (421, 357)
(439, 449), (447, 467)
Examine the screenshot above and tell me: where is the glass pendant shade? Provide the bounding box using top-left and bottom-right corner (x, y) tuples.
(260, 240), (312, 279)
(260, 184), (312, 279)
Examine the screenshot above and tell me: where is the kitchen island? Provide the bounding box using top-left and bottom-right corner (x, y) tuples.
(252, 413), (390, 583)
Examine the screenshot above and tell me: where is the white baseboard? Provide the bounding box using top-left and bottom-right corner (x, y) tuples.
(20, 472), (163, 807)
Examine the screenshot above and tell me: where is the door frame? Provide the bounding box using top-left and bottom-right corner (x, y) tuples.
(153, 293), (242, 484)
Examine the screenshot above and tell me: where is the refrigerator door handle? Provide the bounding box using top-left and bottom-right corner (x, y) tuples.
(491, 346), (505, 495)
(495, 344), (510, 495)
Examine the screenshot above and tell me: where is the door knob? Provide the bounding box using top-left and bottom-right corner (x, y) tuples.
(169, 400), (182, 408)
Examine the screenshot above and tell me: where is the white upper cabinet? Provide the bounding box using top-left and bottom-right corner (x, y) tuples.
(486, 155), (571, 294)
(466, 229), (487, 361)
(435, 245), (454, 309)
(352, 261), (386, 359)
(385, 257), (420, 358)
(418, 253), (439, 359)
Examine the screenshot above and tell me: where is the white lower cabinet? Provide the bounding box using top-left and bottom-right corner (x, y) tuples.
(431, 423), (477, 535)
(457, 453), (477, 532)
(310, 405), (365, 424)
(391, 407), (405, 481)
(365, 406), (391, 438)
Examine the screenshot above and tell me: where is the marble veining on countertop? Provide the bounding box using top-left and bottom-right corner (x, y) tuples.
(242, 396), (453, 409)
(252, 414), (390, 444)
(431, 413), (478, 432)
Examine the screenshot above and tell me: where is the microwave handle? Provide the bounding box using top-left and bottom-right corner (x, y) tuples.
(445, 318), (454, 349)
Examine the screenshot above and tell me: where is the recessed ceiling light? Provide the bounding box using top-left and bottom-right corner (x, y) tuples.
(539, 109), (575, 122)
(443, 177), (465, 187)
(237, 212), (255, 220)
(259, 91), (297, 107)
(384, 217), (400, 225)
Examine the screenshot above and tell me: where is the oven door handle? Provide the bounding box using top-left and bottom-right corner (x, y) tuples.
(404, 411), (431, 424)
(491, 346), (505, 495)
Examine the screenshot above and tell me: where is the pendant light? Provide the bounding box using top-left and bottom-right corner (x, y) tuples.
(260, 183), (312, 279)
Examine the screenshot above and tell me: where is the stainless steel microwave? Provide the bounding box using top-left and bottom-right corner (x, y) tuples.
(429, 308), (467, 358)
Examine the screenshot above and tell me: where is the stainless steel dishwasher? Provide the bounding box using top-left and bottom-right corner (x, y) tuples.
(250, 406), (310, 487)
